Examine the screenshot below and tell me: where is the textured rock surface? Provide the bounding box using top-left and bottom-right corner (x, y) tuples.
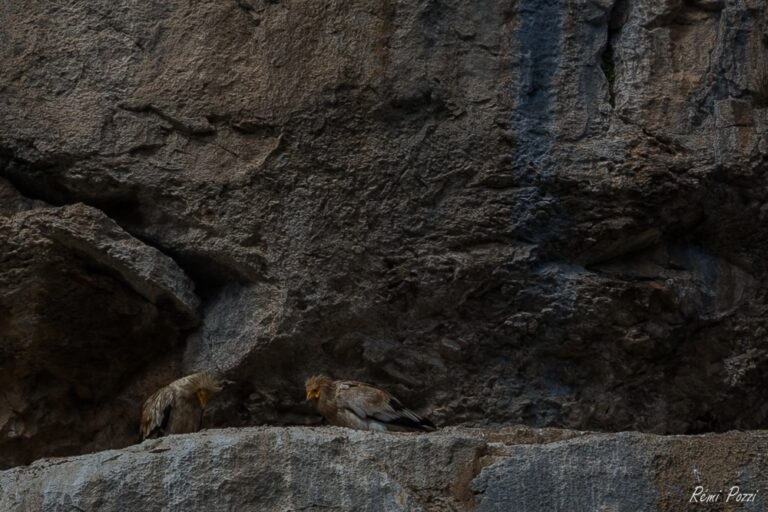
(1, 427), (766, 512)
(0, 183), (198, 468)
(473, 428), (768, 512)
(1, 0), (768, 467)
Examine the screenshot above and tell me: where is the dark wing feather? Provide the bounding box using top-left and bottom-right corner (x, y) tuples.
(380, 397), (436, 431)
(336, 381), (435, 432)
(159, 404), (172, 433)
(140, 388), (176, 440)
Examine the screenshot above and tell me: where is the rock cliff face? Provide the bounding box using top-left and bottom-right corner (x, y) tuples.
(2, 427), (767, 512)
(1, 0), (767, 470)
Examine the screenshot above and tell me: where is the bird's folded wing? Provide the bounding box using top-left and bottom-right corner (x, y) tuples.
(140, 388), (175, 440)
(335, 381), (423, 424)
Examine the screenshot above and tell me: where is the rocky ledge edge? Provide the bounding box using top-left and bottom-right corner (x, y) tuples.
(1, 426), (766, 511)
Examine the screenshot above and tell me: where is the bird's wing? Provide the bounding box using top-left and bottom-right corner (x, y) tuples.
(140, 387), (175, 440)
(335, 381), (435, 431)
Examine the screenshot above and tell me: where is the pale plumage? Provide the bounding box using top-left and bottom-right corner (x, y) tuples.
(140, 373), (222, 440)
(305, 374), (435, 432)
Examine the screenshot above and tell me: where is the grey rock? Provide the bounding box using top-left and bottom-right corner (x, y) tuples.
(27, 203), (199, 315)
(474, 430), (768, 512)
(1, 427), (765, 512)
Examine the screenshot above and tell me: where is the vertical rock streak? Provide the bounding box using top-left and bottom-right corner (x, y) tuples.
(513, 0), (562, 168)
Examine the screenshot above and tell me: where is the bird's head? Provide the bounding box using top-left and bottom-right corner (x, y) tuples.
(189, 373), (224, 408)
(305, 374), (332, 401)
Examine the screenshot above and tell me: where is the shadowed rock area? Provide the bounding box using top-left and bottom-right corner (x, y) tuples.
(1, 0), (768, 475)
(0, 178), (198, 468)
(1, 427), (766, 512)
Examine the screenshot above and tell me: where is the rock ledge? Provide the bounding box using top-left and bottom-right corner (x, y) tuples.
(1, 426), (766, 512)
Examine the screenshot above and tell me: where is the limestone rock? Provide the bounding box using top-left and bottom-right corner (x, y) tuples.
(0, 427), (765, 512)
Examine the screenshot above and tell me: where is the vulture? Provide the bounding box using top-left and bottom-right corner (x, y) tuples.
(305, 374), (435, 432)
(140, 373), (223, 440)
